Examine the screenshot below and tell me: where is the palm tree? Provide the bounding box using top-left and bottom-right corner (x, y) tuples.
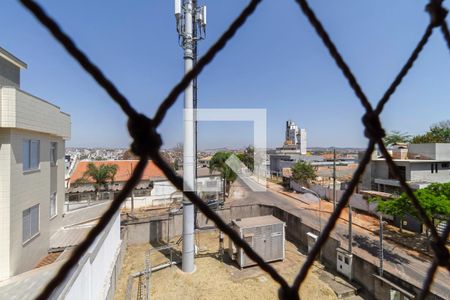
(209, 152), (237, 200)
(79, 162), (118, 203)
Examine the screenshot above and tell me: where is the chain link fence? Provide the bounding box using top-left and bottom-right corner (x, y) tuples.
(18, 0), (450, 299)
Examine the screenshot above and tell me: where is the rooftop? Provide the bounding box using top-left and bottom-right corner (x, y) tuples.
(0, 87), (71, 138)
(232, 215), (284, 229)
(0, 47), (27, 69)
(176, 167), (221, 178)
(69, 160), (166, 184)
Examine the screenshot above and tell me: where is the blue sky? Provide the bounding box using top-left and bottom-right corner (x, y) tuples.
(1, 0), (449, 149)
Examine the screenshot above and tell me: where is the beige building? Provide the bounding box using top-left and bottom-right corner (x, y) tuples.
(0, 47), (71, 280)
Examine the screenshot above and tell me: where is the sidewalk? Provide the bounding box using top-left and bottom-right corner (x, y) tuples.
(265, 181), (434, 262)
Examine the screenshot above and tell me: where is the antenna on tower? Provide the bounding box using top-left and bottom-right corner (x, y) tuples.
(175, 0), (207, 41)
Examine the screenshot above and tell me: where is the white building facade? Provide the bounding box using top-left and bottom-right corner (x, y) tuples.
(0, 47), (71, 280)
(282, 120), (307, 154)
(360, 143), (450, 194)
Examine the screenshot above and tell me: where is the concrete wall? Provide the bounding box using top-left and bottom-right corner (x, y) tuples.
(60, 212), (122, 300)
(0, 87), (71, 139)
(407, 143), (450, 160)
(0, 129), (11, 279)
(125, 205), (272, 245)
(410, 162), (450, 183)
(0, 57), (20, 88)
(61, 201), (111, 227)
(309, 184), (380, 217)
(435, 143), (450, 160)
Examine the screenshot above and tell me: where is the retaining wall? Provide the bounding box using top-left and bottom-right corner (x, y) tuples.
(123, 204), (443, 299)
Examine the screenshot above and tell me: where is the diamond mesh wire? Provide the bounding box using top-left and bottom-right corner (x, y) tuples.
(17, 0), (450, 299)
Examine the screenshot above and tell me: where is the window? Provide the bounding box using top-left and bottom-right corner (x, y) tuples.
(23, 204), (39, 243)
(442, 163), (449, 168)
(431, 163), (438, 174)
(23, 139), (40, 171)
(50, 192), (57, 218)
(50, 142), (57, 166)
(388, 166), (406, 181)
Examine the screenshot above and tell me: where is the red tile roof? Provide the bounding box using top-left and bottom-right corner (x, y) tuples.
(35, 252), (62, 269)
(69, 160), (165, 184)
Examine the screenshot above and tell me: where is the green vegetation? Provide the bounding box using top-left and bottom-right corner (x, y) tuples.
(237, 146), (254, 171)
(383, 131), (411, 146)
(210, 151), (238, 198)
(411, 120), (450, 143)
(77, 162), (118, 201)
(371, 182), (450, 232)
(174, 159), (180, 171)
(291, 161), (316, 186)
(384, 120), (450, 146)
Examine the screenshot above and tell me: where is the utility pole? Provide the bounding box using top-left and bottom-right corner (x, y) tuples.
(175, 0), (206, 273)
(348, 205), (352, 253)
(379, 214), (384, 276)
(333, 148), (336, 211)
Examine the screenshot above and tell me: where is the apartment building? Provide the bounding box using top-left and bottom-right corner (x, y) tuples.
(360, 143), (450, 194)
(0, 47), (71, 280)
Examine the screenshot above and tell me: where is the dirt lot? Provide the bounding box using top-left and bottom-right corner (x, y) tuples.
(115, 231), (337, 300)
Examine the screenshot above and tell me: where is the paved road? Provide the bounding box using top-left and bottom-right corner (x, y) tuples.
(229, 180), (450, 299)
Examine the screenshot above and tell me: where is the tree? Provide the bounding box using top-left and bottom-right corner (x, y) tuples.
(371, 182), (450, 233)
(383, 131), (411, 146)
(174, 159), (180, 171)
(78, 162), (119, 202)
(209, 151), (237, 199)
(411, 120), (450, 143)
(237, 146), (254, 171)
(291, 161), (316, 186)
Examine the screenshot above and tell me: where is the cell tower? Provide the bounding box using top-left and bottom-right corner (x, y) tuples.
(174, 0), (206, 273)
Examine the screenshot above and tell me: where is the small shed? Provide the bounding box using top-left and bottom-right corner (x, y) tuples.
(228, 215), (285, 268)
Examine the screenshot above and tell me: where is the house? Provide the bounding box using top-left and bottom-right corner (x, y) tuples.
(0, 47), (71, 280)
(67, 160), (165, 206)
(67, 160), (223, 209)
(360, 143), (450, 195)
